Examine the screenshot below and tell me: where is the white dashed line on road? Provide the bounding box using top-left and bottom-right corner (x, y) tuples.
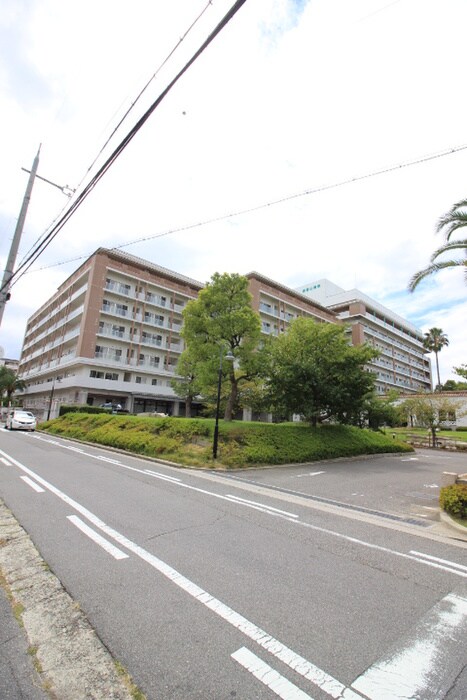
(67, 515), (129, 560)
(232, 647), (315, 700)
(20, 475), (45, 493)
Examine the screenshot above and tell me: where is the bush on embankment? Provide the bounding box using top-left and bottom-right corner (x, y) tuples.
(439, 484), (467, 519)
(40, 413), (413, 468)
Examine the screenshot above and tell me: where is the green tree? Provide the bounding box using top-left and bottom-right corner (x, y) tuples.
(423, 328), (449, 389)
(363, 390), (402, 430)
(454, 363), (467, 380)
(170, 349), (201, 417)
(266, 318), (378, 426)
(0, 367), (25, 405)
(399, 395), (464, 446)
(409, 197), (467, 291)
(443, 379), (467, 391)
(181, 272), (261, 420)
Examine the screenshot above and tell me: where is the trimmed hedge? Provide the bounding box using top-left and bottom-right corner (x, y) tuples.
(40, 413), (413, 468)
(59, 405), (111, 416)
(440, 484), (467, 519)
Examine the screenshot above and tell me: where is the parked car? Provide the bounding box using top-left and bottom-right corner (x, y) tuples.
(6, 410), (37, 431)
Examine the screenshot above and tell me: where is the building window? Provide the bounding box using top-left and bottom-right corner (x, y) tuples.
(151, 378), (157, 386)
(136, 376), (142, 384)
(104, 372), (119, 380)
(90, 370), (104, 378)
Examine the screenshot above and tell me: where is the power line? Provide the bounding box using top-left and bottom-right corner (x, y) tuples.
(26, 139), (467, 274)
(76, 1), (216, 193)
(5, 0), (247, 295)
(15, 0), (217, 274)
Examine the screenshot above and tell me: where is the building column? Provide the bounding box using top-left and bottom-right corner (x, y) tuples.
(242, 407), (252, 422)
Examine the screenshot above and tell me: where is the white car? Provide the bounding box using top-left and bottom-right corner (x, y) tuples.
(6, 410), (37, 431)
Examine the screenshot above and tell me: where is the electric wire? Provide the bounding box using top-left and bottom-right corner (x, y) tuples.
(81, 0), (215, 182)
(2, 0), (248, 295)
(14, 0), (216, 273)
(24, 139), (467, 274)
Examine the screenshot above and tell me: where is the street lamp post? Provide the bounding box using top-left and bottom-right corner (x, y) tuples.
(213, 348), (234, 459)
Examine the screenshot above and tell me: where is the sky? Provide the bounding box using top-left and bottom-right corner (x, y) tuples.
(0, 0), (466, 384)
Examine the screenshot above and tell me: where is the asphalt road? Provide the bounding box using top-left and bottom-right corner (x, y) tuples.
(0, 429), (466, 700)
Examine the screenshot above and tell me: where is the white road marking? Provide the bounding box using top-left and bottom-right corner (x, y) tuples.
(294, 520), (467, 579)
(95, 455), (122, 465)
(0, 457), (12, 466)
(400, 457), (418, 461)
(225, 495), (299, 518)
(423, 483), (438, 488)
(410, 550), (467, 573)
(232, 647), (315, 700)
(145, 469), (181, 483)
(20, 475), (45, 493)
(1, 444), (466, 580)
(351, 593), (467, 700)
(0, 449), (362, 700)
(295, 471), (325, 478)
(67, 515), (129, 560)
(62, 445), (85, 454)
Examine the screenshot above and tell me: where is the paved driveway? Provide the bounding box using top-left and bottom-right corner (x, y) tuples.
(222, 448), (467, 524)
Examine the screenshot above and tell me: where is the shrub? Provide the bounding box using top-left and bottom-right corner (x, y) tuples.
(41, 415), (414, 468)
(59, 405), (111, 416)
(439, 484), (467, 519)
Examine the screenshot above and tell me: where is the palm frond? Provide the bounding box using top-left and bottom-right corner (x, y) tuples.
(430, 239), (467, 262)
(436, 198), (467, 240)
(408, 259), (466, 292)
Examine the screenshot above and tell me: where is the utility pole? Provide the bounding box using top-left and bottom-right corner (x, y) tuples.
(0, 145), (41, 328)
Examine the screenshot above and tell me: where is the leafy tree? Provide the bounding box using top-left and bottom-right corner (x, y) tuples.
(399, 394), (465, 447)
(422, 328), (449, 389)
(454, 363), (467, 380)
(266, 318), (378, 426)
(181, 273), (261, 420)
(363, 390), (403, 430)
(409, 197), (467, 291)
(170, 349), (201, 417)
(0, 367), (25, 404)
(443, 379), (467, 392)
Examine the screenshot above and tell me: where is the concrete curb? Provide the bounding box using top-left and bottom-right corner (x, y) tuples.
(439, 510), (467, 539)
(0, 501), (136, 700)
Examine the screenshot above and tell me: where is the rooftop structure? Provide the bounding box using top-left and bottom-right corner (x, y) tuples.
(297, 279), (432, 394)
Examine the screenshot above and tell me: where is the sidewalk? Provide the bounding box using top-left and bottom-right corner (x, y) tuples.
(0, 584), (49, 700)
(0, 500), (136, 700)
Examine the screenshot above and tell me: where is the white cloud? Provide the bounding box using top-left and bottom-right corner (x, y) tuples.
(0, 0), (465, 382)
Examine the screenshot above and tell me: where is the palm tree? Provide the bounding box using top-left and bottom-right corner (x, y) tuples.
(423, 328), (449, 389)
(0, 367), (26, 404)
(409, 197), (467, 291)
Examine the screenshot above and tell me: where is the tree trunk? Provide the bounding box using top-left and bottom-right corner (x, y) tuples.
(224, 375), (237, 421)
(435, 352), (441, 388)
(185, 396), (192, 418)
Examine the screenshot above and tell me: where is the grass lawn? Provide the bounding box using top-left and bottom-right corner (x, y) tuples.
(451, 516), (467, 528)
(40, 413), (413, 469)
(387, 427), (467, 443)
